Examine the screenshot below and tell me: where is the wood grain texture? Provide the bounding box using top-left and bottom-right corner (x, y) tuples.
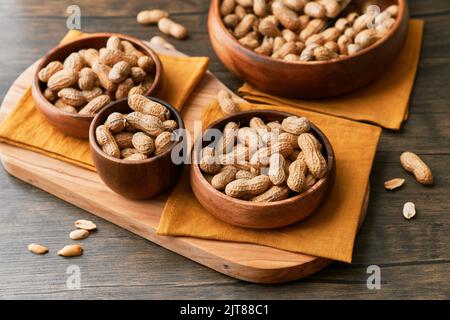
(0, 0), (449, 299)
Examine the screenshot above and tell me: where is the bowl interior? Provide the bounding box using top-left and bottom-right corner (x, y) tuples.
(212, 0), (405, 65)
(35, 33), (162, 119)
(90, 97), (184, 164)
(193, 110), (335, 207)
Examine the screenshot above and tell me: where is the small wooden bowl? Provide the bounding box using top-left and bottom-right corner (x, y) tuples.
(32, 33), (162, 139)
(89, 97), (184, 200)
(190, 110), (335, 229)
(208, 0), (409, 99)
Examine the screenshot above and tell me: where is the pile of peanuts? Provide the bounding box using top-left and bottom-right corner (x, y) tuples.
(95, 94), (178, 161)
(38, 36), (157, 115)
(199, 115), (328, 202)
(220, 0), (399, 61)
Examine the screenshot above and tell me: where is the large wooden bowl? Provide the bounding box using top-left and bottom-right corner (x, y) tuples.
(190, 110), (335, 229)
(32, 33), (162, 139)
(89, 97), (183, 200)
(208, 0), (409, 99)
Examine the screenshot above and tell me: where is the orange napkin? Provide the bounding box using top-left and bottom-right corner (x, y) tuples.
(158, 101), (381, 263)
(239, 20), (424, 130)
(0, 30), (209, 171)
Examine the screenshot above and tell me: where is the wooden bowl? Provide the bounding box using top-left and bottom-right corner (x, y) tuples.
(32, 33), (162, 139)
(190, 110), (335, 229)
(89, 97), (183, 200)
(208, 0), (409, 99)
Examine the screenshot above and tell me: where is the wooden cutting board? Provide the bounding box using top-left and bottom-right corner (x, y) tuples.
(0, 42), (369, 283)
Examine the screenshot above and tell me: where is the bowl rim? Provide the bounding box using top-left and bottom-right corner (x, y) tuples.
(32, 32), (163, 120)
(210, 0), (406, 65)
(191, 109), (335, 208)
(89, 96), (184, 164)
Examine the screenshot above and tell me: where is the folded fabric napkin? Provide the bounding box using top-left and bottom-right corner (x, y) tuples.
(158, 101), (381, 263)
(239, 20), (424, 130)
(0, 30), (209, 171)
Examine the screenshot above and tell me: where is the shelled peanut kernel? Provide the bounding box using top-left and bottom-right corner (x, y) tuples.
(220, 0), (398, 61)
(94, 94), (177, 161)
(199, 111), (328, 202)
(39, 36), (157, 115)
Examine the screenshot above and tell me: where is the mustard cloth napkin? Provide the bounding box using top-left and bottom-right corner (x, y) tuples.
(0, 30), (209, 171)
(239, 20), (424, 130)
(158, 101), (381, 263)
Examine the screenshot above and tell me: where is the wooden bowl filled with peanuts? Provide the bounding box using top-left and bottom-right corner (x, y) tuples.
(208, 0), (409, 98)
(190, 110), (335, 229)
(89, 94), (184, 200)
(32, 33), (162, 139)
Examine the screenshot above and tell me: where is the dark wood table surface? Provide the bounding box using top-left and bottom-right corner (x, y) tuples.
(0, 0), (448, 300)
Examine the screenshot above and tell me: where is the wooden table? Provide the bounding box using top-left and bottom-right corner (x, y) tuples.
(0, 0), (448, 299)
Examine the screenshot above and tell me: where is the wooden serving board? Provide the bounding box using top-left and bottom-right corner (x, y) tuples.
(0, 42), (369, 284)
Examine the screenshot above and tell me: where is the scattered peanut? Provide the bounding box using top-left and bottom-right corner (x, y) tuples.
(149, 36), (176, 50)
(58, 245), (83, 257)
(403, 202), (416, 220)
(137, 9), (169, 25)
(28, 243), (49, 255)
(69, 229), (90, 240)
(384, 178), (405, 191)
(400, 151), (433, 185)
(217, 90), (240, 115)
(158, 17), (188, 39)
(75, 219), (97, 231)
